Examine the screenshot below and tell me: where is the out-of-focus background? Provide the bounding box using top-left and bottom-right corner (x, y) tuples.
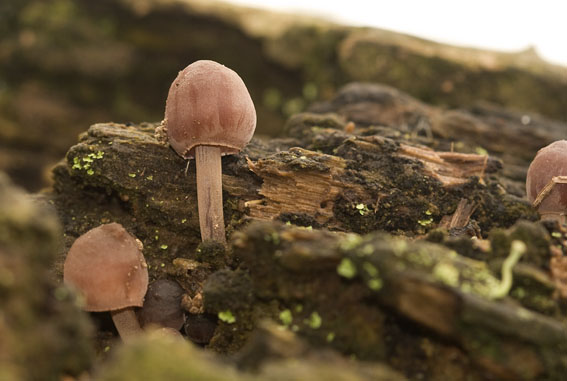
(229, 0), (567, 66)
(1, 0), (566, 191)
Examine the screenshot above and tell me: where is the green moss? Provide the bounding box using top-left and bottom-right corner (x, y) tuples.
(305, 312), (322, 329)
(70, 151), (105, 174)
(279, 309), (293, 326)
(218, 310), (236, 324)
(433, 262), (460, 287)
(362, 262), (378, 277)
(337, 258), (357, 279)
(339, 234), (363, 251)
(417, 218), (434, 227)
(355, 203), (370, 216)
(326, 332), (336, 342)
(367, 278), (383, 291)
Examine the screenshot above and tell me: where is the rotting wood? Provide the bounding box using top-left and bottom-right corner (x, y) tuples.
(439, 198), (477, 230)
(47, 114), (552, 380)
(232, 221), (567, 381)
(245, 139), (491, 228)
(397, 143), (489, 187)
(246, 148), (363, 225)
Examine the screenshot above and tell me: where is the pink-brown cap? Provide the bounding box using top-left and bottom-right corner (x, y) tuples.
(526, 140), (567, 214)
(63, 223), (149, 312)
(164, 60), (257, 159)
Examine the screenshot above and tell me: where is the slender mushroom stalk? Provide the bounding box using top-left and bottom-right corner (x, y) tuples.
(111, 308), (144, 339)
(63, 223), (149, 342)
(526, 140), (567, 226)
(195, 145), (225, 242)
(164, 60), (257, 244)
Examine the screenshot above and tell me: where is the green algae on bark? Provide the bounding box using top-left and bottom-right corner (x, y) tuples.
(0, 173), (93, 380)
(228, 221), (567, 380)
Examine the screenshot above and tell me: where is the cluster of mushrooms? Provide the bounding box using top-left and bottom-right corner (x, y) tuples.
(63, 59), (566, 343)
(63, 60), (256, 341)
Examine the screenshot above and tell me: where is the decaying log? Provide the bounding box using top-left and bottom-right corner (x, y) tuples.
(397, 143), (489, 186)
(47, 118), (564, 379)
(229, 222), (567, 381)
(47, 82), (567, 380)
(50, 116), (534, 277)
(310, 83), (567, 166)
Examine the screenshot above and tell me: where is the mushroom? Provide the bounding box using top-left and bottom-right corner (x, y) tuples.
(138, 279), (185, 331)
(164, 60), (257, 243)
(526, 140), (567, 225)
(63, 223), (148, 341)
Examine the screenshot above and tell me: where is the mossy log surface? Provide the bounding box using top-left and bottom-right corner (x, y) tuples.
(50, 84), (543, 276)
(45, 83), (567, 380)
(229, 222), (566, 381)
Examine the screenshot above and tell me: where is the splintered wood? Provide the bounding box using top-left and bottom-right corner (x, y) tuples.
(439, 198), (477, 230)
(244, 140), (489, 224)
(398, 143), (488, 186)
(245, 148), (356, 224)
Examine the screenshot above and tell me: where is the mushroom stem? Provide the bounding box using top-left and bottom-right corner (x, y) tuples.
(110, 308), (143, 342)
(195, 145), (226, 243)
(540, 213), (567, 226)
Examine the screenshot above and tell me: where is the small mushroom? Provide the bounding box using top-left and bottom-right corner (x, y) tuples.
(526, 140), (567, 225)
(63, 223), (148, 341)
(164, 60), (256, 243)
(138, 279), (185, 331)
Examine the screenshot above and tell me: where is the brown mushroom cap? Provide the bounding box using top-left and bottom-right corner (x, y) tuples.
(63, 223), (148, 312)
(164, 60), (257, 158)
(526, 140), (567, 214)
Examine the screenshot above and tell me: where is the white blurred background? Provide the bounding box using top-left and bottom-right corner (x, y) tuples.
(227, 0), (567, 66)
